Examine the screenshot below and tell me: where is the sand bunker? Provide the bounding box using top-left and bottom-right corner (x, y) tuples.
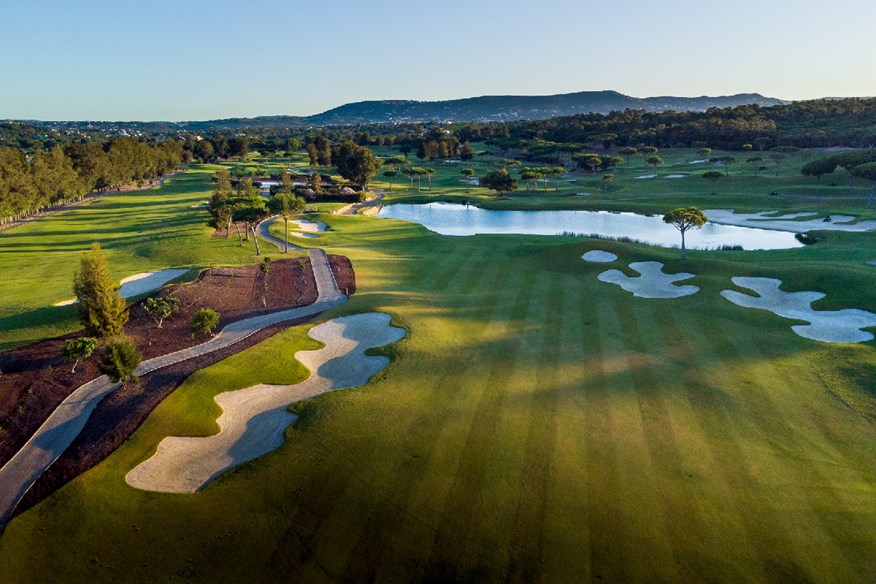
(689, 159), (707, 164)
(53, 268), (188, 306)
(582, 250), (618, 263)
(292, 219), (326, 233)
(635, 174), (657, 179)
(126, 312), (405, 493)
(867, 260), (876, 266)
(598, 262), (699, 299)
(720, 277), (876, 343)
(576, 192), (591, 196)
(664, 174), (687, 179)
(703, 210), (876, 233)
(288, 219), (326, 239)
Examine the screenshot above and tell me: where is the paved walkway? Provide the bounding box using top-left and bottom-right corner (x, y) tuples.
(0, 237), (344, 533)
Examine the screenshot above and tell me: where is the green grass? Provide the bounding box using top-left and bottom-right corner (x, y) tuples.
(0, 166), (268, 350)
(0, 161), (874, 582)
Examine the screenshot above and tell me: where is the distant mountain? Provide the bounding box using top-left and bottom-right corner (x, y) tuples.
(296, 90), (785, 126)
(10, 91), (787, 136)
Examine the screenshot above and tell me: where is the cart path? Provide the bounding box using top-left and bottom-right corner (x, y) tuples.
(0, 247), (345, 534)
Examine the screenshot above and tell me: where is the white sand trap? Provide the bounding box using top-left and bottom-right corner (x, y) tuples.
(576, 192), (591, 196)
(635, 174), (657, 179)
(288, 219), (326, 239)
(689, 159), (708, 164)
(703, 209), (876, 233)
(126, 312), (406, 493)
(291, 219), (326, 232)
(598, 262), (699, 299)
(582, 250), (618, 263)
(720, 277), (876, 343)
(119, 269), (189, 297)
(664, 174), (687, 179)
(868, 260), (876, 266)
(53, 268), (188, 306)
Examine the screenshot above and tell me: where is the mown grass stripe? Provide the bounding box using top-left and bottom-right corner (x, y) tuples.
(504, 269), (566, 581)
(584, 291), (638, 583)
(289, 245), (517, 581)
(626, 299), (728, 580)
(536, 273), (595, 580)
(420, 257), (545, 579)
(681, 314), (806, 581)
(728, 334), (870, 582)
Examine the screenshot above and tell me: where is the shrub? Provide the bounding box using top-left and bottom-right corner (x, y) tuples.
(142, 296), (180, 328)
(60, 337), (98, 373)
(99, 336), (142, 385)
(191, 308), (220, 337)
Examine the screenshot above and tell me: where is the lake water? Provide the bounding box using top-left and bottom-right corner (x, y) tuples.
(377, 203), (803, 250)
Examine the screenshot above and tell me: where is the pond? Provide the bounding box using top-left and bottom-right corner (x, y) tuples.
(377, 203), (804, 250)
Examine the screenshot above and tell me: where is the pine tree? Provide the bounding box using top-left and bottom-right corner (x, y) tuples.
(99, 336), (141, 385)
(72, 243), (129, 338)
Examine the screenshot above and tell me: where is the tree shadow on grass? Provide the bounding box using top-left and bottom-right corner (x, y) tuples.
(0, 306), (79, 353)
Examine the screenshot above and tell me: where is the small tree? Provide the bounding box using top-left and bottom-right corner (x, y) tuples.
(334, 141), (382, 192)
(61, 337), (98, 373)
(618, 147), (638, 164)
(267, 193), (305, 253)
(260, 257), (272, 306)
(663, 207), (707, 260)
(191, 308), (220, 337)
(646, 156), (664, 170)
(279, 168), (293, 195)
(73, 243), (129, 339)
(703, 170), (723, 183)
(461, 168), (475, 193)
(479, 169), (518, 197)
(602, 173), (614, 194)
(382, 170), (398, 191)
(142, 296), (180, 328)
(233, 202), (269, 255)
(801, 158), (838, 196)
(521, 169), (542, 193)
(852, 162), (876, 208)
(99, 336), (141, 386)
(640, 146), (659, 169)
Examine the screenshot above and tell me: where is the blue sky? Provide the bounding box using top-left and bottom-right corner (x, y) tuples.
(1, 0), (872, 121)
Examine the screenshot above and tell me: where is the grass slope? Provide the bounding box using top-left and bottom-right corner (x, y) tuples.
(0, 167), (264, 351)
(1, 199), (874, 582)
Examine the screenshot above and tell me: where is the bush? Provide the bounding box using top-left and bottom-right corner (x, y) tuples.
(795, 232), (823, 245)
(191, 308), (220, 337)
(61, 337), (98, 373)
(142, 296), (180, 328)
(99, 336), (142, 385)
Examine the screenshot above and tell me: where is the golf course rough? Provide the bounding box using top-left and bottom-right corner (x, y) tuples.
(721, 277), (876, 343)
(126, 312), (406, 493)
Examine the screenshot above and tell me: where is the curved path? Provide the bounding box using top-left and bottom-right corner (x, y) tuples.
(0, 236), (345, 533)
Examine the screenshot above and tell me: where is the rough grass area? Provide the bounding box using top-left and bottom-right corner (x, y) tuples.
(1, 200), (874, 582)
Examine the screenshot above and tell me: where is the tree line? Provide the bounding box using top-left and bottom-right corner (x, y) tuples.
(0, 138), (185, 224)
